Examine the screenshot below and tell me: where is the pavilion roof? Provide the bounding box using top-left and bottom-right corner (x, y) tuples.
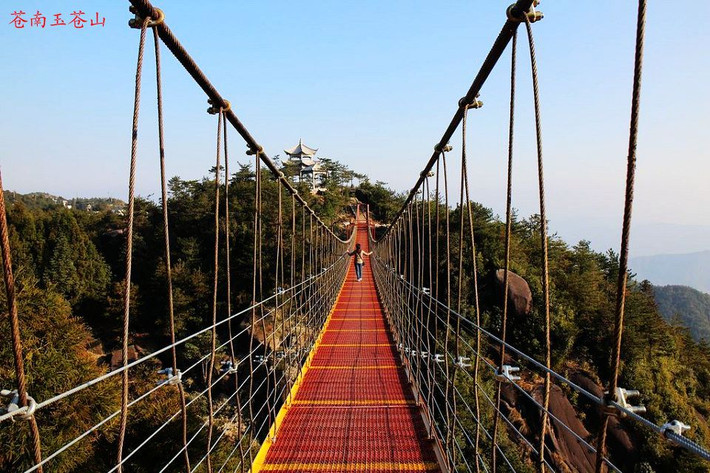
(284, 138), (317, 157)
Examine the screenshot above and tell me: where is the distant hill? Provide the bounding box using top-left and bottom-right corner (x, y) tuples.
(3, 191), (125, 212)
(630, 250), (710, 294)
(653, 285), (710, 343)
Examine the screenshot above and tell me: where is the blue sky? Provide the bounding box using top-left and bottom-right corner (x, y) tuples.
(1, 1), (708, 256)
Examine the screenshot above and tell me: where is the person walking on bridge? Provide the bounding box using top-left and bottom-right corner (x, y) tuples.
(347, 243), (372, 282)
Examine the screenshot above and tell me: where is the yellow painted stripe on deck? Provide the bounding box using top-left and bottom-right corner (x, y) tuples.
(261, 462), (439, 471)
(251, 266), (348, 473)
(293, 399), (416, 405)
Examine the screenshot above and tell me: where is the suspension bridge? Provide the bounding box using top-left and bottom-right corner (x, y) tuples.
(1, 0), (709, 472)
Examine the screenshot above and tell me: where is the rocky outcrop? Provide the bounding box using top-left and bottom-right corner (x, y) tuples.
(497, 371), (639, 472)
(495, 269), (533, 316)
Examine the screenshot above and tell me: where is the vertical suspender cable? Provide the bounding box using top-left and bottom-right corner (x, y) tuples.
(460, 105), (483, 473)
(153, 24), (191, 473)
(492, 29), (517, 473)
(0, 173), (44, 472)
(206, 107), (224, 473)
(595, 1), (646, 471)
(117, 17), (150, 472)
(523, 16), (552, 472)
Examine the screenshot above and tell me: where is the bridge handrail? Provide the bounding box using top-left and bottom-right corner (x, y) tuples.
(0, 253), (347, 425)
(372, 254), (710, 463)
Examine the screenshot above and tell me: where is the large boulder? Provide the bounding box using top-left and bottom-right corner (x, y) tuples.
(495, 269), (533, 316)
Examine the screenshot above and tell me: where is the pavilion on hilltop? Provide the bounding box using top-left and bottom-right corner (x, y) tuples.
(284, 139), (327, 192)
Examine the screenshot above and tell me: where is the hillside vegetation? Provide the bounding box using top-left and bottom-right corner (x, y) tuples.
(654, 284), (710, 343)
(1, 164), (709, 472)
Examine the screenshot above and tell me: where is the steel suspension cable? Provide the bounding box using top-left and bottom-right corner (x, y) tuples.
(521, 15), (553, 471)
(491, 28), (517, 473)
(117, 16), (150, 472)
(222, 102), (247, 473)
(0, 172), (44, 472)
(441, 150), (454, 469)
(153, 24), (191, 472)
(205, 106), (224, 473)
(595, 1), (647, 471)
(460, 104), (483, 473)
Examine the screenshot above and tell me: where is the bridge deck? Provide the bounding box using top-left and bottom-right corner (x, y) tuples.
(253, 224), (441, 472)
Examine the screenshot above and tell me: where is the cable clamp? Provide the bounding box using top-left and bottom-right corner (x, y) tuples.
(506, 0), (543, 23)
(128, 6), (165, 28)
(604, 387), (646, 416)
(495, 365), (521, 383)
(459, 94), (483, 109)
(419, 351), (429, 360)
(220, 360), (239, 375)
(207, 99), (231, 115)
(246, 145), (264, 156)
(433, 354), (445, 363)
(0, 389), (37, 421)
(156, 367), (182, 386)
(661, 420), (691, 438)
(434, 143), (454, 154)
(456, 356), (472, 369)
(254, 354), (269, 366)
(421, 287), (430, 295)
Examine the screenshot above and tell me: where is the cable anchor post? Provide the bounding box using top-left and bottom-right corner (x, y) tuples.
(495, 365), (521, 383)
(128, 6), (164, 29)
(156, 367), (182, 386)
(0, 389), (37, 421)
(507, 0), (543, 23)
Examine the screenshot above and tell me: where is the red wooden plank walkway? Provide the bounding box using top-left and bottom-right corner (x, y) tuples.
(253, 223), (441, 472)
